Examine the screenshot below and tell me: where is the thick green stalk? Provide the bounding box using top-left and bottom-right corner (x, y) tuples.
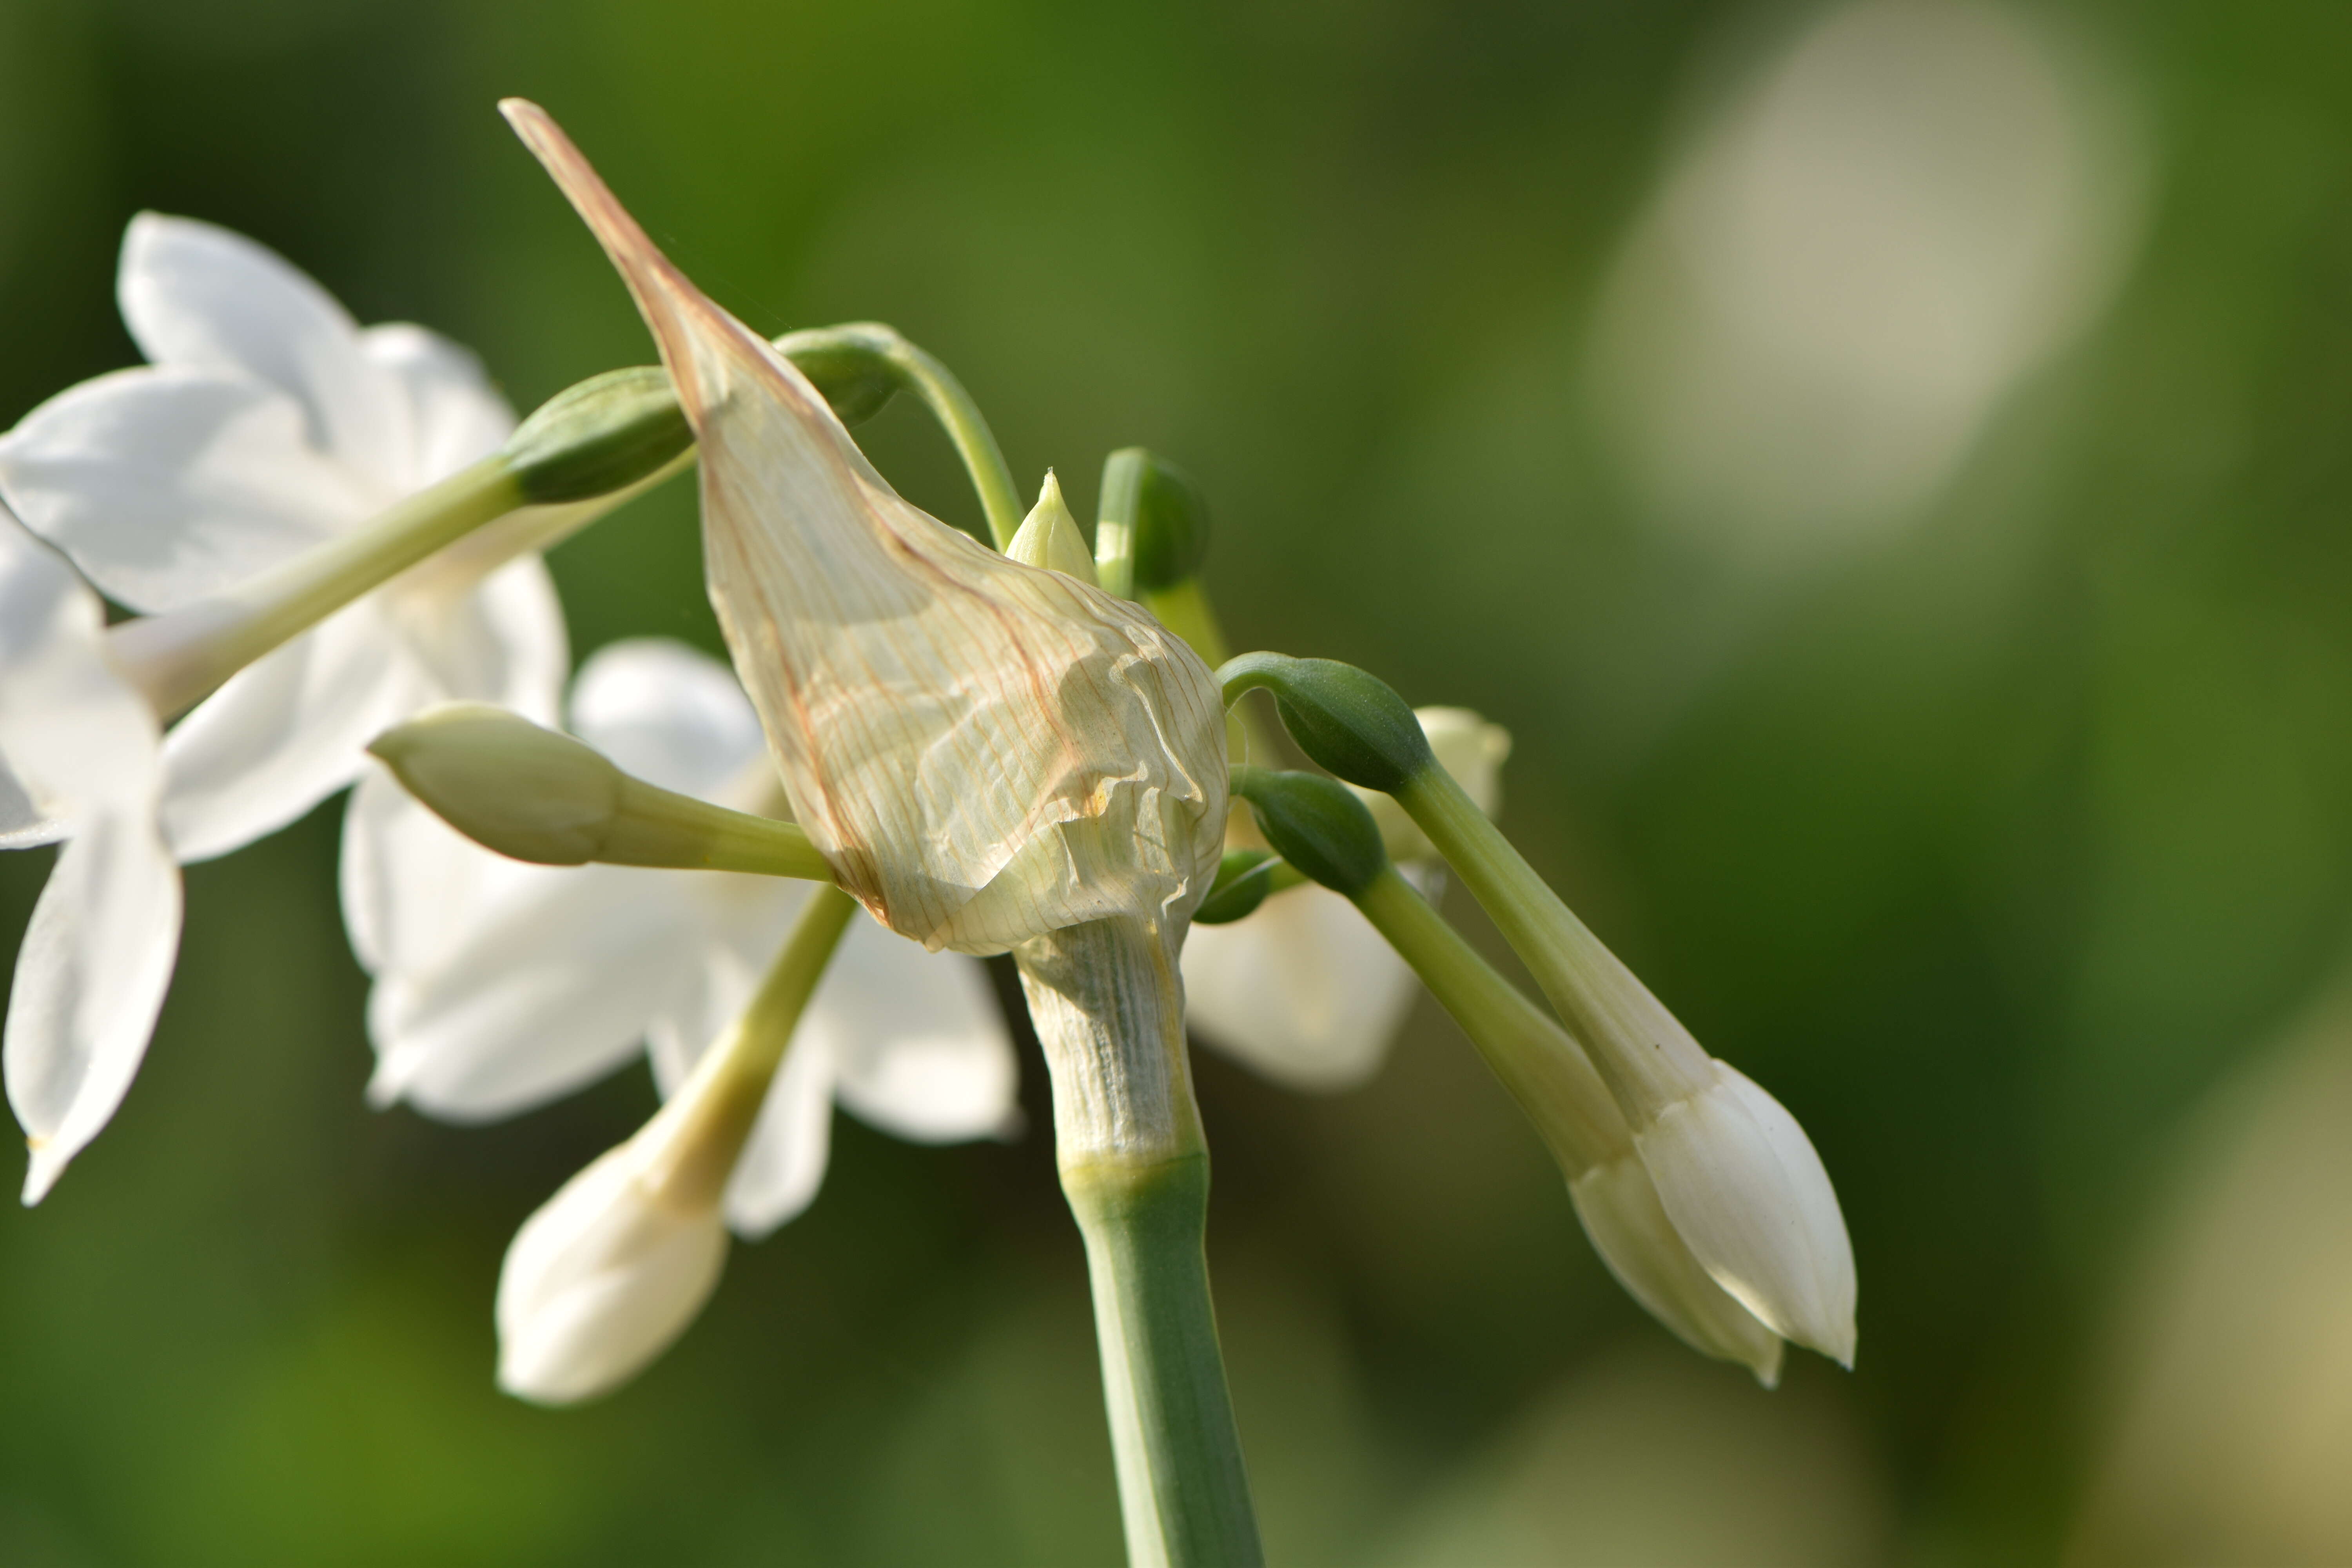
(1014, 916), (1261, 1568)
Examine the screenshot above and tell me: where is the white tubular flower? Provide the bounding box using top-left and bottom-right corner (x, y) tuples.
(503, 102), (1227, 955)
(0, 514), (178, 1204)
(356, 638), (1017, 1237)
(1631, 1060), (1857, 1368)
(0, 213), (566, 864)
(1183, 708), (1511, 1091)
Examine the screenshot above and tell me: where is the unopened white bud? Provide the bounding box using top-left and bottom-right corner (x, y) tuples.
(1569, 1152), (1784, 1386)
(1632, 1062), (1856, 1367)
(1007, 472), (1098, 583)
(495, 1138), (730, 1405)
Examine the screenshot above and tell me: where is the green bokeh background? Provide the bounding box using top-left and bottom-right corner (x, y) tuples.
(6, 0), (2352, 1562)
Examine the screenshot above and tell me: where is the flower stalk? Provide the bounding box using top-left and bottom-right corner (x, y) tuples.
(1014, 916), (1262, 1568)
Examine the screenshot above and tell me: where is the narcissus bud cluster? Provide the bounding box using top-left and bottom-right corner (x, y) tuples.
(0, 92), (1855, 1568)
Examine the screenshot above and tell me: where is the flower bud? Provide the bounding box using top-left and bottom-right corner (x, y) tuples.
(1192, 849), (1280, 926)
(1229, 767), (1389, 900)
(771, 325), (904, 427)
(1006, 472), (1098, 583)
(1568, 1152), (1785, 1386)
(502, 366), (695, 505)
(368, 702), (829, 878)
(1218, 652), (1433, 794)
(504, 101), (1227, 953)
(1633, 1061), (1857, 1367)
(1096, 448), (1210, 599)
(495, 1135), (730, 1405)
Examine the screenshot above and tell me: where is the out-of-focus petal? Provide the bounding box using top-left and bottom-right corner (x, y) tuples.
(566, 638), (766, 802)
(388, 553), (569, 725)
(0, 368), (378, 612)
(158, 597), (414, 862)
(368, 866), (700, 1121)
(358, 322), (515, 490)
(0, 766), (65, 850)
(338, 765), (540, 978)
(1183, 882), (1420, 1093)
(817, 914), (1017, 1143)
(117, 213), (410, 489)
(6, 808), (181, 1203)
(720, 1027), (837, 1240)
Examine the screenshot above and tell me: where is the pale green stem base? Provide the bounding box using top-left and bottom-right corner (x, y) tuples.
(1063, 1155), (1263, 1568)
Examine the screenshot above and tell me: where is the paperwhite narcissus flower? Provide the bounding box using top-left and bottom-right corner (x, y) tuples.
(356, 638), (1018, 1236)
(0, 213), (567, 863)
(0, 215), (565, 1200)
(0, 514), (180, 1203)
(503, 102), (1228, 955)
(1183, 708), (1510, 1091)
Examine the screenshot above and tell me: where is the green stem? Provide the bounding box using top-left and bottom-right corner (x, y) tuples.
(106, 456), (528, 720)
(1394, 768), (1713, 1120)
(1064, 1155), (1262, 1568)
(832, 324), (1023, 548)
(1013, 917), (1261, 1568)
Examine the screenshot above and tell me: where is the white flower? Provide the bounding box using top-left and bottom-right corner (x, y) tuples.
(354, 638), (1019, 1237)
(0, 513), (178, 1203)
(0, 213), (566, 863)
(503, 101), (1227, 956)
(0, 214), (567, 1199)
(1183, 708), (1510, 1090)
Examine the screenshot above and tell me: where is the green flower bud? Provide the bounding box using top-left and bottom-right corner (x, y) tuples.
(1217, 653), (1434, 794)
(1193, 849), (1279, 926)
(1228, 766), (1389, 899)
(1006, 472), (1099, 582)
(773, 324), (905, 427)
(368, 703), (830, 879)
(1096, 447), (1211, 598)
(503, 367), (695, 505)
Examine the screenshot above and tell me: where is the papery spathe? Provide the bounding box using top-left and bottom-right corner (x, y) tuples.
(501, 100), (1227, 954)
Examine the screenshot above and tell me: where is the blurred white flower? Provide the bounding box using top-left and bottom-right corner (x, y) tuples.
(357, 638), (1019, 1238)
(0, 513), (178, 1203)
(0, 212), (567, 861)
(1184, 708), (1511, 1091)
(1590, 0), (2147, 554)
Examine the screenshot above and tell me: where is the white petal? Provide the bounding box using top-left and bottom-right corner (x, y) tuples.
(816, 914), (1017, 1143)
(566, 638), (767, 802)
(0, 518), (160, 819)
(118, 213), (412, 490)
(387, 552), (570, 724)
(368, 866), (700, 1121)
(338, 764), (539, 978)
(6, 808), (181, 1203)
(496, 1142), (729, 1405)
(1569, 1152), (1786, 1386)
(720, 1027), (837, 1239)
(1182, 883), (1420, 1093)
(1635, 1062), (1858, 1366)
(0, 764), (65, 850)
(158, 597), (414, 862)
(358, 322), (515, 490)
(0, 367), (379, 612)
